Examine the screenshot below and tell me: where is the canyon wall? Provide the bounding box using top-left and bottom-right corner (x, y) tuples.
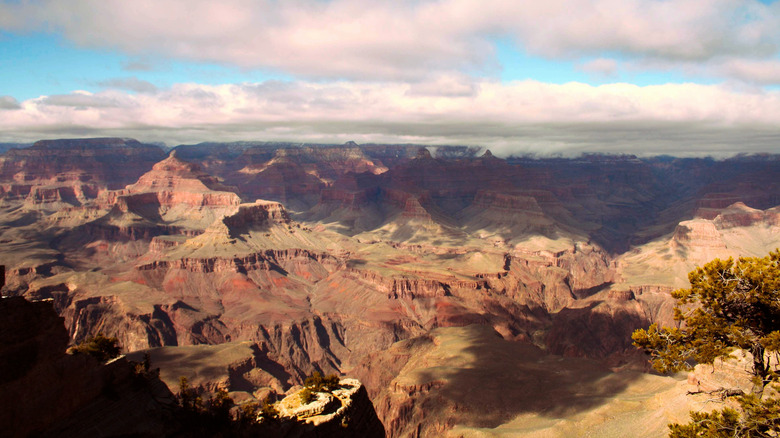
(3, 139), (780, 436)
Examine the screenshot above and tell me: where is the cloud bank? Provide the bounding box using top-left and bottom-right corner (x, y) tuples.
(2, 79), (780, 156)
(2, 0), (779, 83)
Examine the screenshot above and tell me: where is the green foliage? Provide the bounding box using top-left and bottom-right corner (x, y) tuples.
(303, 370), (341, 392)
(632, 251), (780, 391)
(323, 373), (340, 390)
(177, 379), (234, 421)
(259, 396), (278, 419)
(205, 387), (234, 425)
(236, 400), (265, 431)
(69, 333), (121, 362)
(298, 371), (341, 405)
(632, 250), (780, 437)
(668, 394), (780, 437)
(175, 377), (270, 435)
(177, 376), (203, 411)
(131, 352), (155, 377)
(300, 387), (315, 404)
(668, 408), (741, 437)
(304, 371), (324, 390)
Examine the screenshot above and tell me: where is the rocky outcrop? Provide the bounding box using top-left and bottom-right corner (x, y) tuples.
(494, 244), (616, 312)
(96, 151), (241, 216)
(694, 193), (749, 219)
(378, 188), (433, 221)
(24, 184), (99, 207)
(389, 278), (453, 299)
(544, 298), (650, 360)
(671, 219), (726, 250)
(357, 324), (683, 438)
(0, 297), (383, 438)
(319, 186), (377, 209)
(225, 143), (387, 209)
(51, 152), (245, 242)
(125, 150), (238, 194)
(471, 190), (544, 213)
(275, 379), (385, 437)
(8, 141), (780, 438)
(672, 203), (780, 253)
(0, 296), (177, 438)
(218, 200), (292, 233)
(81, 221), (200, 242)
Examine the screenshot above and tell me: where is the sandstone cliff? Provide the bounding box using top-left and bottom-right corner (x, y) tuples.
(0, 138), (165, 210)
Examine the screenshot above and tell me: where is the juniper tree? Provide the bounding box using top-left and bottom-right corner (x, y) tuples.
(69, 333), (121, 362)
(632, 250), (780, 436)
(633, 251), (780, 393)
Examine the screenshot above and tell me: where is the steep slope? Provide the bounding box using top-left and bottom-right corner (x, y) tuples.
(616, 202), (780, 289)
(0, 138), (165, 210)
(223, 143), (388, 210)
(0, 296), (178, 437)
(96, 150), (241, 230)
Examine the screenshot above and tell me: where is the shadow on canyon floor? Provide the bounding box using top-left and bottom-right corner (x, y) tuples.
(386, 323), (649, 431)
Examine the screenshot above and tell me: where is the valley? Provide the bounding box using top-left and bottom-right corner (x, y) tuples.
(2, 138), (779, 436)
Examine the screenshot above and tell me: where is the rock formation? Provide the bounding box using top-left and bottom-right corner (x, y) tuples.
(1, 295), (385, 437)
(0, 296), (179, 437)
(0, 138), (165, 210)
(275, 378), (385, 437)
(3, 138), (780, 436)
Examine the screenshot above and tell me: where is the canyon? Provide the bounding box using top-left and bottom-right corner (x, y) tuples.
(2, 138), (780, 436)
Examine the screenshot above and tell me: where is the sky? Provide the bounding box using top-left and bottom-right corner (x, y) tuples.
(2, 0), (780, 156)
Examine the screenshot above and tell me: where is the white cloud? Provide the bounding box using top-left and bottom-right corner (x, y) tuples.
(2, 0), (779, 82)
(2, 79), (780, 155)
(499, 0), (780, 60)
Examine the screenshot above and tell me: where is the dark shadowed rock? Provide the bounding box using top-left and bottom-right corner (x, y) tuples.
(0, 296), (178, 437)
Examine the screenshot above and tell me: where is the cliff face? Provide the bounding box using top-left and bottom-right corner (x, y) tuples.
(0, 138), (165, 209)
(1, 296), (386, 437)
(93, 151), (242, 230)
(0, 138), (165, 187)
(0, 297), (178, 438)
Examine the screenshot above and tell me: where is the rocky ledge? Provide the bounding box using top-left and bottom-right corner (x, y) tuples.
(273, 378), (386, 437)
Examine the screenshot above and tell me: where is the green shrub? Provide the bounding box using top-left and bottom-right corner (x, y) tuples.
(633, 250), (780, 436)
(205, 388), (234, 424)
(304, 371), (323, 390)
(69, 333), (121, 362)
(259, 396), (278, 419)
(304, 371), (341, 392)
(300, 387), (315, 404)
(177, 376), (202, 411)
(323, 373), (340, 391)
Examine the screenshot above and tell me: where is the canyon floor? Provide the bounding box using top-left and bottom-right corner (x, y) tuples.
(2, 138), (778, 436)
